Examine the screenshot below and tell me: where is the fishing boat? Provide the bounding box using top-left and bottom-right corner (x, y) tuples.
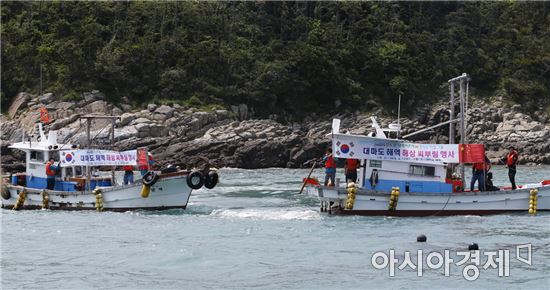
(1, 115), (218, 211)
(303, 74), (550, 216)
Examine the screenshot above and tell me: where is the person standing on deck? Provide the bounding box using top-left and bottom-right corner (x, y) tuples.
(140, 153), (154, 176)
(501, 146), (519, 190)
(123, 165), (134, 185)
(471, 154), (491, 191)
(345, 158), (359, 183)
(322, 148), (336, 186)
(45, 158), (58, 190)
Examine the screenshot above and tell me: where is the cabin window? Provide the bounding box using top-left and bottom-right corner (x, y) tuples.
(30, 151), (44, 162)
(369, 160), (382, 168)
(66, 167), (73, 177)
(409, 165), (436, 177)
(50, 151), (60, 162)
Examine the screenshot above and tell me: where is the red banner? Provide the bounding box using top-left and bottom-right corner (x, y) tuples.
(459, 144), (485, 163)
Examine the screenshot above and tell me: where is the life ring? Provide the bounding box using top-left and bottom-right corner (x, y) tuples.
(1, 184), (11, 200)
(142, 171), (159, 187)
(204, 170), (219, 189)
(186, 171), (204, 190)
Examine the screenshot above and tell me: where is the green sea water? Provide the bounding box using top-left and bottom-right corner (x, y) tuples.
(2, 165), (549, 289)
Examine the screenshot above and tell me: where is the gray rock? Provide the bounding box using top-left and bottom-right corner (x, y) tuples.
(39, 93), (54, 104)
(8, 92), (31, 118)
(120, 112), (137, 126)
(87, 100), (109, 114)
(154, 105), (175, 117)
(147, 103), (157, 112)
(131, 117), (151, 125)
(112, 107), (123, 116)
(56, 101), (75, 111)
(83, 92), (97, 103)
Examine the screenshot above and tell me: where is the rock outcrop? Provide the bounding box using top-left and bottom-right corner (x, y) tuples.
(1, 91), (549, 172)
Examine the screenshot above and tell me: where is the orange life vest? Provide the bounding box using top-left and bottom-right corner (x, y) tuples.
(325, 155), (336, 169)
(506, 151), (518, 166)
(46, 163), (56, 176)
(346, 159), (358, 172)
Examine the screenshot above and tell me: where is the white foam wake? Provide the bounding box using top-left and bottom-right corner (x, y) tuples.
(210, 208), (320, 221)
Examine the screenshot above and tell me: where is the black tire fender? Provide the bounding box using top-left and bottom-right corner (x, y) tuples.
(142, 171), (159, 186)
(204, 170), (219, 189)
(186, 171), (204, 190)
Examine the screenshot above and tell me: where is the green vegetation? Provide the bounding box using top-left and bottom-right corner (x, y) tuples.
(2, 2), (549, 117)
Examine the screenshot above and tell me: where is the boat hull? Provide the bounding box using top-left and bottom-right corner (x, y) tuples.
(306, 185), (550, 216)
(2, 175), (192, 211)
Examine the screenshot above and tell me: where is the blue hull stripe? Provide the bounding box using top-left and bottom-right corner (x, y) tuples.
(363, 178), (452, 193)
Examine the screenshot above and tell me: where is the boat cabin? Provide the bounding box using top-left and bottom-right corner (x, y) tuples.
(336, 118), (454, 194)
(8, 124), (112, 191)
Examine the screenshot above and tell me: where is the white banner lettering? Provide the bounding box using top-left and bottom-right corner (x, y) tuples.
(332, 134), (460, 163)
(59, 150), (137, 167)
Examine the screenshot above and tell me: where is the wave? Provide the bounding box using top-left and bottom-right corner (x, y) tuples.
(210, 208), (320, 221)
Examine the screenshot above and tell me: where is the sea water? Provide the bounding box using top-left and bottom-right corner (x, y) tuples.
(1, 165), (549, 289)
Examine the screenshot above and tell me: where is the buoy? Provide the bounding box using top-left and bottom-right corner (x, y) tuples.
(41, 190), (50, 209)
(93, 189), (104, 211)
(528, 189), (538, 215)
(141, 185), (151, 198)
(388, 187), (400, 211)
(345, 182), (357, 210)
(468, 243), (479, 251)
(417, 234), (427, 242)
(12, 190), (26, 210)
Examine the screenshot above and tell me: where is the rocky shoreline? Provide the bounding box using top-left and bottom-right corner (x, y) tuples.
(1, 91), (550, 172)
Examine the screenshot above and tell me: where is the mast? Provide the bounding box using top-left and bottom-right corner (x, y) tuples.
(79, 115), (121, 190)
(448, 73), (469, 183)
(397, 94), (401, 139)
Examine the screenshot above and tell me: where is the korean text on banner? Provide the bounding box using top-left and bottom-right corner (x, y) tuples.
(59, 150), (138, 167)
(332, 134), (461, 163)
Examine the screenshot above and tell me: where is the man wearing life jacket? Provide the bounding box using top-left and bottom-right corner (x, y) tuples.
(502, 146), (519, 190)
(123, 165), (135, 185)
(45, 158), (58, 190)
(139, 153), (154, 176)
(322, 148), (337, 186)
(470, 154), (491, 191)
(345, 158), (359, 183)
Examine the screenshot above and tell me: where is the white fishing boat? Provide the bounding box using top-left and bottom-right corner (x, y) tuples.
(303, 74), (550, 216)
(1, 115), (218, 211)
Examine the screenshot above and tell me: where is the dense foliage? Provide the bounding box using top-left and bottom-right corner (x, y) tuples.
(2, 2), (549, 117)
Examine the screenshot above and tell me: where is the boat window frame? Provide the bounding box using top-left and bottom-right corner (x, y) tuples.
(30, 150), (45, 162)
(369, 160), (382, 168)
(409, 165), (436, 177)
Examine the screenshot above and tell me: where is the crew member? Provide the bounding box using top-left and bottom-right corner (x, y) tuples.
(485, 172), (500, 191)
(345, 158), (359, 183)
(45, 158), (58, 190)
(140, 153), (154, 176)
(322, 148), (336, 186)
(501, 146), (519, 190)
(123, 165), (135, 185)
(471, 154), (491, 191)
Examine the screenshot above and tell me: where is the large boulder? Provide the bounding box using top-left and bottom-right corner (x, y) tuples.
(154, 105), (175, 118)
(8, 92), (31, 118)
(39, 93), (54, 104)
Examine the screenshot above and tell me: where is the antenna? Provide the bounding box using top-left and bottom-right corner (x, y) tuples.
(397, 94), (401, 139)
